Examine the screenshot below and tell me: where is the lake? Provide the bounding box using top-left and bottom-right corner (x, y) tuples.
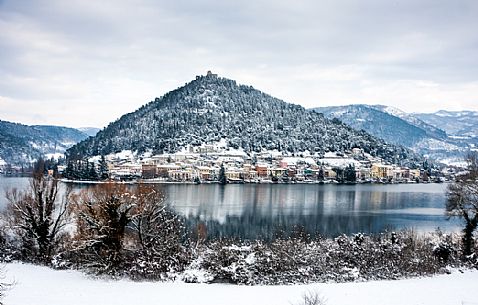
(0, 176), (461, 239)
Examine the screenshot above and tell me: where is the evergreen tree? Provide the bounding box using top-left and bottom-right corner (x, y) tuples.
(318, 167), (325, 181)
(99, 155), (109, 180)
(344, 164), (357, 183)
(88, 162), (98, 180)
(64, 161), (74, 179)
(219, 163), (227, 185)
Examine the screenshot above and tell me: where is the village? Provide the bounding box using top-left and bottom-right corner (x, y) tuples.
(90, 142), (447, 184)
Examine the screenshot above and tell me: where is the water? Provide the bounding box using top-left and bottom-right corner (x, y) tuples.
(0, 177), (461, 239)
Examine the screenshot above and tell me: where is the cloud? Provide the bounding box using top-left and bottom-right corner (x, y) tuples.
(0, 0), (477, 127)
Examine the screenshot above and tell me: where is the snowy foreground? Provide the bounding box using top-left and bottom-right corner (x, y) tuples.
(3, 263), (478, 305)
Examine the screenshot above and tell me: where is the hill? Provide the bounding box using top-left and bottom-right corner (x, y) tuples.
(67, 72), (418, 166)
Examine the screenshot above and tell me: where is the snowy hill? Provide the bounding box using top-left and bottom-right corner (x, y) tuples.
(67, 72), (418, 165)
(312, 105), (471, 162)
(0, 120), (89, 165)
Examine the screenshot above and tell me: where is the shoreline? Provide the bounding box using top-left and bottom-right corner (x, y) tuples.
(56, 178), (443, 185)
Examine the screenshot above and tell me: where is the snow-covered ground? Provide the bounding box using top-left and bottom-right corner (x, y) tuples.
(3, 263), (478, 305)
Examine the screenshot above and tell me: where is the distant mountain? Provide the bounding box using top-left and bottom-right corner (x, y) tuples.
(312, 105), (470, 163)
(67, 72), (419, 166)
(77, 127), (101, 137)
(0, 120), (89, 165)
(313, 105), (432, 147)
(414, 110), (478, 138)
(372, 105), (447, 140)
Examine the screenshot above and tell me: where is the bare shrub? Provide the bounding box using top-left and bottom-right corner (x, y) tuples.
(128, 184), (189, 279)
(0, 265), (13, 305)
(294, 291), (327, 305)
(193, 230), (461, 285)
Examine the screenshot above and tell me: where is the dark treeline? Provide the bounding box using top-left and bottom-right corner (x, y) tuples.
(62, 155), (109, 181)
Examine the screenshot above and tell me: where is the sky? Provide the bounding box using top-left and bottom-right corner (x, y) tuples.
(1, 0), (477, 128)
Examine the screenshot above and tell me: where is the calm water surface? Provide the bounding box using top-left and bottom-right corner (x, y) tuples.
(0, 177), (461, 238)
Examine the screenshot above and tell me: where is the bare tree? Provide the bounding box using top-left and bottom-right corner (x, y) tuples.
(446, 152), (478, 256)
(5, 159), (71, 263)
(70, 183), (187, 276)
(71, 182), (138, 269)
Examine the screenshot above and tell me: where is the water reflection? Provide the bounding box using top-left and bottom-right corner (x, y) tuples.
(0, 177), (461, 239)
(164, 183), (460, 239)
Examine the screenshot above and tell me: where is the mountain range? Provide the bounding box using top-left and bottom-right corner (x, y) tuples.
(0, 121), (91, 165)
(66, 72), (418, 166)
(414, 110), (478, 138)
(313, 105), (477, 163)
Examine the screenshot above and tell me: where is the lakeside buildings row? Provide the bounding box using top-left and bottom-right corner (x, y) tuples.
(88, 145), (437, 183)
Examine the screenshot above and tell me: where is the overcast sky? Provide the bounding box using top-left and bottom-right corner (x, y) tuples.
(1, 0), (477, 128)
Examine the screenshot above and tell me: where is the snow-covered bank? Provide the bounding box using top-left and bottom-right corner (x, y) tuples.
(3, 263), (477, 305)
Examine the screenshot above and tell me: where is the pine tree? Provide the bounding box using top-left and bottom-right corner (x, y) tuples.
(99, 155), (109, 180)
(219, 163), (227, 185)
(88, 162), (98, 180)
(318, 167), (325, 181)
(344, 164), (357, 183)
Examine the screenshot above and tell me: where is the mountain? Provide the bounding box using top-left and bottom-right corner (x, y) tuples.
(0, 120), (89, 165)
(313, 105), (432, 148)
(414, 110), (478, 138)
(67, 72), (419, 166)
(312, 105), (470, 162)
(77, 127), (101, 137)
(372, 105), (447, 140)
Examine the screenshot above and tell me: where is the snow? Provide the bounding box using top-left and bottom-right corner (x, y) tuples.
(282, 157), (317, 166)
(0, 158), (6, 166)
(381, 105), (405, 117)
(439, 158), (468, 168)
(3, 263), (478, 305)
(107, 150), (136, 162)
(44, 153), (65, 160)
(414, 138), (461, 151)
(319, 157), (361, 167)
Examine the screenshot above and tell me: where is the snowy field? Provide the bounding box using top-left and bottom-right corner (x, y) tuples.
(3, 263), (478, 305)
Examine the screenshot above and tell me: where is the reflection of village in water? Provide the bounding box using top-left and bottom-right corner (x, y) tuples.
(163, 183), (459, 239)
(0, 177), (460, 240)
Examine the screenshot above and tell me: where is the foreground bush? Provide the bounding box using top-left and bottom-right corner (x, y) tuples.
(188, 230), (464, 285)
